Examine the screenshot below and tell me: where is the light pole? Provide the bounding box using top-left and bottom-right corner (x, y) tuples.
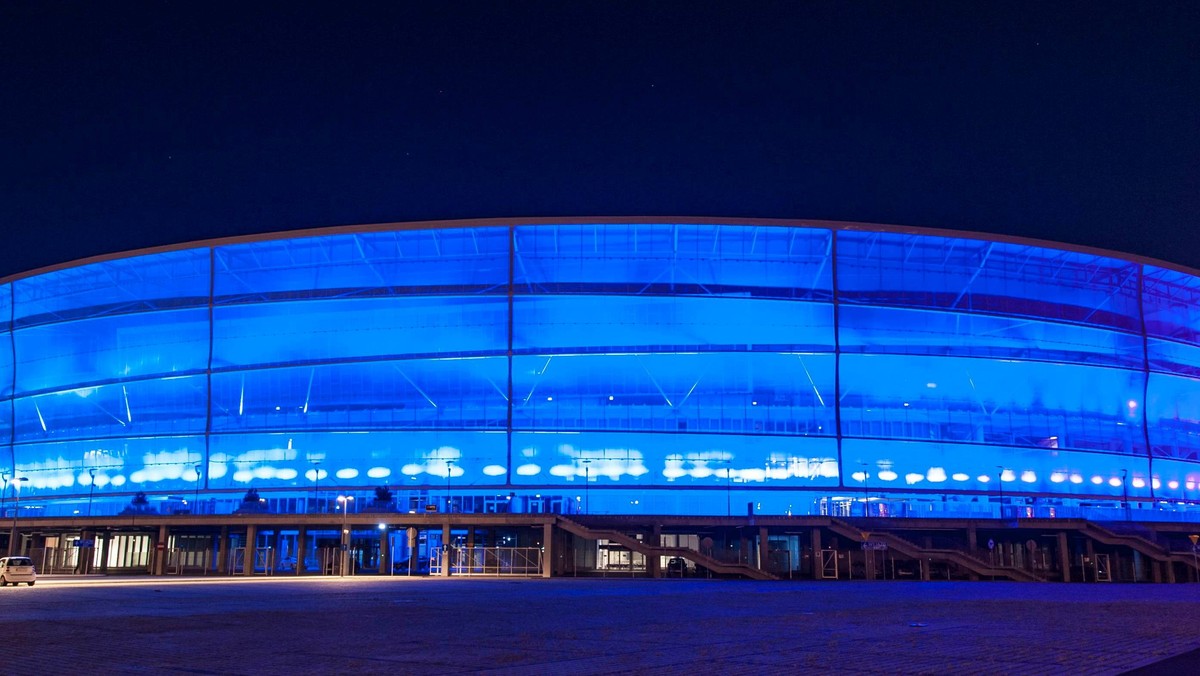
(311, 460), (321, 513)
(1, 470), (8, 521)
(581, 459), (592, 515)
(996, 466), (1006, 518)
(193, 464), (202, 514)
(7, 476), (29, 556)
(87, 468), (97, 518)
(1121, 469), (1129, 520)
(337, 494), (354, 576)
(860, 462), (871, 517)
(445, 460), (454, 513)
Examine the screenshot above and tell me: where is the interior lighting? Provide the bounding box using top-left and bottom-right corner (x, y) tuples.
(951, 473), (970, 481)
(926, 382), (937, 389)
(1050, 472), (1066, 483)
(1132, 478), (1147, 489)
(546, 396), (553, 401)
(977, 475), (990, 483)
(1108, 477), (1122, 487)
(1020, 471), (1037, 483)
(902, 402), (910, 407)
(1186, 481), (1196, 490)
(1127, 399), (1138, 409)
(877, 470), (898, 481)
(926, 467), (947, 482)
(608, 395), (614, 401)
(905, 473), (925, 484)
(751, 401), (758, 406)
(1152, 478), (1161, 489)
(1000, 469), (1015, 482)
(1091, 476), (1104, 485)
(1069, 474), (1084, 484)
(1167, 480), (1179, 490)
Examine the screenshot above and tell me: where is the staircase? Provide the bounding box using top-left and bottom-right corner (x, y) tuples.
(825, 518), (1045, 582)
(1081, 521), (1200, 575)
(556, 516), (777, 580)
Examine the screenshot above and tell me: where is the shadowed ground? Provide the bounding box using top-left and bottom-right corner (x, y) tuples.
(2, 577), (1197, 674)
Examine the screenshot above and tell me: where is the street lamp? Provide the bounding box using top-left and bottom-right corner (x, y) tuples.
(311, 460), (322, 513)
(859, 462), (871, 517)
(7, 476), (29, 556)
(996, 466), (1006, 518)
(337, 494), (354, 576)
(581, 459), (592, 515)
(1120, 469), (1129, 520)
(445, 459), (454, 513)
(87, 468), (97, 518)
(193, 464), (202, 514)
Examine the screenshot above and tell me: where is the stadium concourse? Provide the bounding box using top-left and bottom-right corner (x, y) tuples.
(3, 218), (1200, 582)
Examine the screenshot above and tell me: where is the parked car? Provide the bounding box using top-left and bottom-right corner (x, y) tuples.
(0, 556), (37, 586)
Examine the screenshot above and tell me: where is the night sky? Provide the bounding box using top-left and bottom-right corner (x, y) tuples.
(2, 2), (1198, 278)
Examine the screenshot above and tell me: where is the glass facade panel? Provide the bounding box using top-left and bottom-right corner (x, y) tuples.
(214, 228), (509, 303)
(13, 375), (207, 442)
(837, 231), (1141, 331)
(1146, 372), (1200, 460)
(1143, 264), (1200, 345)
(513, 296), (834, 353)
(840, 354), (1145, 454)
(210, 357), (508, 433)
(207, 430), (507, 489)
(13, 435), (206, 496)
(11, 249), (210, 327)
(12, 308), (210, 395)
(511, 352), (834, 435)
(844, 438), (1152, 500)
(2, 219), (1198, 516)
(510, 430), (839, 487)
(514, 223), (833, 300)
(839, 305), (1143, 367)
(212, 296), (508, 368)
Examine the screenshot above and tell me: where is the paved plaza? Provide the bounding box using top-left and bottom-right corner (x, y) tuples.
(2, 576), (1198, 674)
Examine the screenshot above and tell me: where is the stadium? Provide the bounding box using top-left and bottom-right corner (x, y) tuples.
(2, 217), (1199, 582)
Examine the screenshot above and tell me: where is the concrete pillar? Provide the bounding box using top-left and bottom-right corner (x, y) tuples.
(1166, 559), (1176, 584)
(441, 522), (451, 577)
(296, 527), (308, 575)
(271, 529), (282, 575)
(154, 524), (168, 576)
(919, 557), (930, 582)
(379, 526), (391, 574)
(811, 528), (823, 580)
(542, 523), (553, 578)
(1057, 532), (1071, 583)
(99, 532), (111, 573)
(217, 526), (229, 574)
(648, 524), (662, 578)
(244, 524), (257, 576)
(758, 527), (769, 571)
(78, 529), (94, 575)
(1152, 555), (1162, 583)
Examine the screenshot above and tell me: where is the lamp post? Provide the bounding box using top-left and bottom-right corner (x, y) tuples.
(445, 460), (454, 513)
(193, 464), (202, 515)
(8, 476), (29, 556)
(87, 468), (97, 518)
(337, 494), (354, 576)
(311, 460), (322, 513)
(996, 466), (1006, 519)
(859, 462), (871, 518)
(1, 470), (8, 522)
(1120, 469), (1129, 520)
(581, 459), (592, 515)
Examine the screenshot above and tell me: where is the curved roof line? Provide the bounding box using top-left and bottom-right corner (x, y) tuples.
(4, 215), (1198, 283)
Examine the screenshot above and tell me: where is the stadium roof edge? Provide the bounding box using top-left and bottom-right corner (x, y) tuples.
(4, 215), (1197, 284)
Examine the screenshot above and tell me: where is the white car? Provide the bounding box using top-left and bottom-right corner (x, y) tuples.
(0, 556), (37, 586)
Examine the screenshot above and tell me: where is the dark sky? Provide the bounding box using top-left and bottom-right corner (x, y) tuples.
(2, 1), (1198, 278)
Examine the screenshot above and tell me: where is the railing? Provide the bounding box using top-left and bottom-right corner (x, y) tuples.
(428, 546), (543, 576)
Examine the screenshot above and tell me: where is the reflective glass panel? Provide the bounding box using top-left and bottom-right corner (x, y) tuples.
(214, 227), (509, 303)
(12, 249), (210, 327)
(514, 223), (833, 299)
(13, 308), (210, 395)
(210, 357), (509, 433)
(837, 231), (1141, 331)
(13, 375), (207, 442)
(510, 430), (839, 487)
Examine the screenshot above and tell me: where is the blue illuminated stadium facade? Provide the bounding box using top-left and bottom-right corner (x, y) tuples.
(4, 217), (1200, 521)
